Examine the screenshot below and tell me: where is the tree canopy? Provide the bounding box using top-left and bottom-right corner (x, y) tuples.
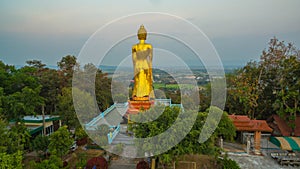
(48, 126), (74, 158)
(130, 106), (236, 166)
(226, 37), (300, 126)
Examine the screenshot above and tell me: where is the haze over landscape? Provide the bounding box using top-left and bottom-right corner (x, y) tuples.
(1, 0), (300, 68)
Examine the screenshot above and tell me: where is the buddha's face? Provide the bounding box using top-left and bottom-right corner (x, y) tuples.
(138, 33), (147, 40)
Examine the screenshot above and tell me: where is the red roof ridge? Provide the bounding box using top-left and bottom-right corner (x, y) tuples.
(229, 114), (272, 132)
(272, 114), (292, 136)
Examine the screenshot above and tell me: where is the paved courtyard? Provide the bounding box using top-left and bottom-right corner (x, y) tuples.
(225, 139), (299, 169)
(228, 153), (297, 169)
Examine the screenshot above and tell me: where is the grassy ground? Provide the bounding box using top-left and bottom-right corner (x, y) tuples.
(153, 83), (179, 90)
(153, 83), (196, 90)
(175, 154), (220, 169)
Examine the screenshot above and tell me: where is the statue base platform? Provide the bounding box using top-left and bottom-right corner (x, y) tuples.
(126, 100), (154, 123)
(127, 100), (154, 115)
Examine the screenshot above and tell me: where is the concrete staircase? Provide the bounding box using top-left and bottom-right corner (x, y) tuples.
(111, 132), (134, 145)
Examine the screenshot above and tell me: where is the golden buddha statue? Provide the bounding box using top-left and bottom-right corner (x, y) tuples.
(132, 25), (153, 101)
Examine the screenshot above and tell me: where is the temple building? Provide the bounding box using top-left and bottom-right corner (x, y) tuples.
(10, 115), (61, 137)
(228, 114), (273, 154)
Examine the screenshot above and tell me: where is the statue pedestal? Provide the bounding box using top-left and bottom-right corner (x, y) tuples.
(126, 100), (154, 123)
(127, 100), (154, 113)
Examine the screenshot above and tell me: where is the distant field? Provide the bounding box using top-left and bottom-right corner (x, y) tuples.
(153, 83), (196, 90)
(153, 83), (178, 89)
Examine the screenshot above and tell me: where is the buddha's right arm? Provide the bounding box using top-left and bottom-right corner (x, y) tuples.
(132, 47), (137, 72)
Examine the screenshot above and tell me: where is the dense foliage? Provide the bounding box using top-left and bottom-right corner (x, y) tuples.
(0, 150), (23, 169)
(0, 118), (27, 168)
(219, 156), (241, 169)
(226, 38), (300, 127)
(130, 106), (236, 166)
(28, 154), (64, 169)
(48, 126), (74, 158)
(32, 135), (50, 157)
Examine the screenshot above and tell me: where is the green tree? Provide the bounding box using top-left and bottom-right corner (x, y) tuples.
(131, 106), (235, 167)
(256, 38), (299, 119)
(199, 84), (211, 112)
(26, 60), (46, 69)
(113, 94), (128, 103)
(32, 135), (50, 157)
(0, 117), (9, 153)
(0, 118), (30, 155)
(273, 55), (300, 129)
(226, 63), (260, 119)
(0, 88), (4, 115)
(48, 126), (74, 158)
(7, 123), (31, 154)
(97, 124), (110, 136)
(0, 61), (12, 91)
(0, 118), (25, 169)
(226, 37), (300, 120)
(0, 62), (44, 121)
(72, 87), (99, 124)
(3, 86), (44, 121)
(28, 154), (63, 169)
(25, 60), (61, 114)
(0, 150), (23, 169)
(75, 126), (88, 140)
(95, 69), (113, 111)
(39, 68), (61, 114)
(73, 63), (113, 112)
(5, 66), (40, 95)
(57, 55), (78, 88)
(219, 155), (240, 169)
(93, 124), (109, 146)
(57, 87), (79, 129)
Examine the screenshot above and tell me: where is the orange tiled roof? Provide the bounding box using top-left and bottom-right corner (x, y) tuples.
(272, 115), (300, 137)
(294, 115), (300, 137)
(272, 115), (292, 136)
(229, 115), (273, 132)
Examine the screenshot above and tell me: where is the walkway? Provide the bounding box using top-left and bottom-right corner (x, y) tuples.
(225, 139), (297, 169)
(228, 154), (296, 169)
(111, 125), (134, 145)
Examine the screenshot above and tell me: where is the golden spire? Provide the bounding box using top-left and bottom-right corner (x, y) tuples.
(137, 25), (147, 40)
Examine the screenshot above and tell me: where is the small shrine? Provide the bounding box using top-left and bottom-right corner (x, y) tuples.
(228, 115), (273, 154)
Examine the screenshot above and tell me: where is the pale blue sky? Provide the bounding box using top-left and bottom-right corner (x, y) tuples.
(0, 0), (300, 67)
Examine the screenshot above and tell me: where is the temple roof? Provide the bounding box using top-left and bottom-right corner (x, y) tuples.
(268, 114), (300, 137)
(229, 115), (272, 132)
(272, 115), (292, 136)
(295, 115), (300, 136)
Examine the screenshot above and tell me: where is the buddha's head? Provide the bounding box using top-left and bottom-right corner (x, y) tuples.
(137, 25), (147, 40)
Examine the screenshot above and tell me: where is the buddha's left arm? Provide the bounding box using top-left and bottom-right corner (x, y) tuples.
(149, 46), (153, 81)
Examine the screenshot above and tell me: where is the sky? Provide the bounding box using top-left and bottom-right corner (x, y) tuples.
(0, 0), (300, 68)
